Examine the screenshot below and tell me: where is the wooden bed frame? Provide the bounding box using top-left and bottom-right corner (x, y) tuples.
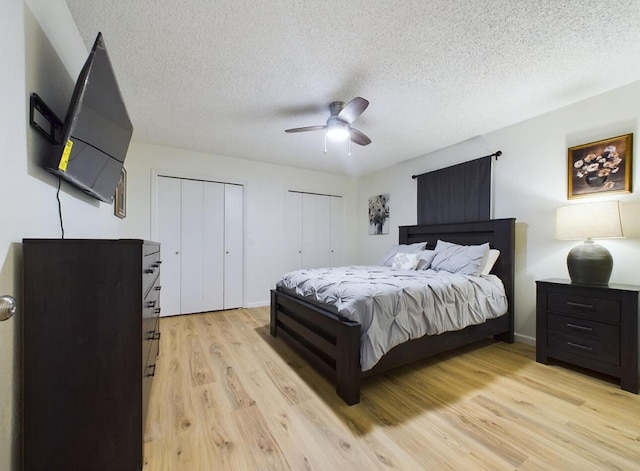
(270, 218), (515, 405)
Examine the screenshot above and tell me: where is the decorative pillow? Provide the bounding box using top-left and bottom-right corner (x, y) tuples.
(391, 252), (421, 270)
(380, 242), (427, 266)
(430, 240), (490, 276)
(416, 249), (436, 270)
(480, 249), (501, 275)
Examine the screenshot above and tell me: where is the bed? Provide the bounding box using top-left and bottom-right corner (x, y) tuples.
(270, 218), (515, 405)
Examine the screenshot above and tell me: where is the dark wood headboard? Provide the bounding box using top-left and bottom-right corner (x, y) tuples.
(399, 218), (516, 334)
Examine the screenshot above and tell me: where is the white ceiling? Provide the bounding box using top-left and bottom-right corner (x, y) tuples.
(64, 0), (640, 177)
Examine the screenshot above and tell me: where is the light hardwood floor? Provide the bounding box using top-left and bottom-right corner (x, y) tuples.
(143, 307), (640, 470)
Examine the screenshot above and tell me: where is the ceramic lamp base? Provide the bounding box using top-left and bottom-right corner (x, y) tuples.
(567, 240), (613, 286)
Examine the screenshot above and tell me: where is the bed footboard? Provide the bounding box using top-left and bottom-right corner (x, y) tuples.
(270, 289), (361, 405)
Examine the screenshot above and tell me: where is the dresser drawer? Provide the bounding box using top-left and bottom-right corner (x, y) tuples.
(143, 250), (161, 298)
(548, 313), (619, 344)
(143, 279), (161, 319)
(547, 292), (620, 323)
(548, 331), (619, 366)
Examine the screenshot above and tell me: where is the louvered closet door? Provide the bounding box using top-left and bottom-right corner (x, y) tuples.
(223, 184), (243, 309)
(157, 176), (181, 317)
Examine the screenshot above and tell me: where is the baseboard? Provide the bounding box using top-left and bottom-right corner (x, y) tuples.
(514, 332), (535, 346)
(246, 300), (270, 308)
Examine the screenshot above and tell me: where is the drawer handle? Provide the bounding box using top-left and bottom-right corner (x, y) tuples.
(154, 307), (162, 315)
(154, 331), (161, 340)
(146, 300), (156, 308)
(145, 364), (156, 377)
(155, 285), (162, 291)
(145, 330), (156, 340)
(566, 323), (594, 333)
(566, 301), (595, 310)
(567, 341), (594, 352)
(144, 268), (154, 274)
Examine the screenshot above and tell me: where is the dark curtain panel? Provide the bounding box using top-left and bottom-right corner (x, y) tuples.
(416, 156), (491, 224)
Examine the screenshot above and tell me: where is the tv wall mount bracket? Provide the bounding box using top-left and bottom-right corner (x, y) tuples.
(29, 93), (63, 145)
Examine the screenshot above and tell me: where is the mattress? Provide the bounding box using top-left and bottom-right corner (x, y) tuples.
(276, 266), (508, 371)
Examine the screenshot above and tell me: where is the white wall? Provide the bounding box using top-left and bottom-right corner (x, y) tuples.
(124, 142), (358, 307)
(357, 81), (640, 343)
(0, 3), (26, 469)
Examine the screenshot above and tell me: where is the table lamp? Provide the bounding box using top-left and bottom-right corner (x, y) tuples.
(555, 201), (623, 285)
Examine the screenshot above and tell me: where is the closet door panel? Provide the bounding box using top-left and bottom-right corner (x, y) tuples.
(203, 182), (225, 311)
(224, 184), (243, 309)
(316, 195), (331, 268)
(180, 180), (204, 314)
(156, 176), (181, 316)
(330, 196), (344, 267)
(285, 192), (303, 272)
(301, 193), (318, 269)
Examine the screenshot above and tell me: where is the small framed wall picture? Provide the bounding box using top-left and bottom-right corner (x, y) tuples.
(114, 167), (127, 218)
(368, 193), (389, 235)
(568, 133), (633, 199)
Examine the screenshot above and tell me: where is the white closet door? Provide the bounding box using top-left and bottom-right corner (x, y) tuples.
(301, 193), (318, 268)
(223, 184), (243, 309)
(156, 176), (182, 317)
(285, 192), (303, 272)
(315, 195), (331, 268)
(180, 179), (205, 314)
(330, 196), (344, 267)
(203, 182), (225, 311)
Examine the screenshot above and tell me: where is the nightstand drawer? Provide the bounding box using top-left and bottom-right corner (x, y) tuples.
(548, 332), (619, 366)
(548, 314), (619, 344)
(547, 292), (620, 323)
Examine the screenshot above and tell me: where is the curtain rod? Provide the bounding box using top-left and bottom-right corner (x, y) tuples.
(411, 150), (502, 179)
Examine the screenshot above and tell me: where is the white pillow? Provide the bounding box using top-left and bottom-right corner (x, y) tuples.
(391, 252), (421, 270)
(430, 240), (490, 276)
(481, 249), (501, 275)
(416, 249), (436, 270)
(380, 242), (427, 266)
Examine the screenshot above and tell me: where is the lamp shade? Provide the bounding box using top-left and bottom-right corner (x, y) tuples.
(555, 201), (623, 285)
(556, 201), (623, 240)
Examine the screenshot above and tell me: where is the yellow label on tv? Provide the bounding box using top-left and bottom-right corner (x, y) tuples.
(59, 139), (73, 172)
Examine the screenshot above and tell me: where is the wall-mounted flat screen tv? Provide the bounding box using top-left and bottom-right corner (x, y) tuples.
(46, 32), (133, 203)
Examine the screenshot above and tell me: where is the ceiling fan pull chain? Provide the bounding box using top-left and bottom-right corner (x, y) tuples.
(324, 131), (328, 154)
(348, 136), (351, 156)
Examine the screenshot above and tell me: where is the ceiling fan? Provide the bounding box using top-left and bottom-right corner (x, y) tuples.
(285, 97), (372, 155)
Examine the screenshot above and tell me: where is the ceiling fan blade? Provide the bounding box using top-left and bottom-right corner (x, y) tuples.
(284, 125), (326, 133)
(337, 97), (369, 124)
(350, 127), (371, 146)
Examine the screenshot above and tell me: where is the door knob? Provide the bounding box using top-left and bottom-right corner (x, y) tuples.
(0, 295), (16, 321)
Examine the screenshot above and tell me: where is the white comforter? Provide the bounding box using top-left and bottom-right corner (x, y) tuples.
(276, 266), (508, 371)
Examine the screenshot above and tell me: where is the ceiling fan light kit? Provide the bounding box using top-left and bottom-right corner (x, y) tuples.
(285, 97), (372, 155)
(325, 118), (350, 141)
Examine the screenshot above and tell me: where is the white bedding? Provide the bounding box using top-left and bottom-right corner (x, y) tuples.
(276, 266), (508, 371)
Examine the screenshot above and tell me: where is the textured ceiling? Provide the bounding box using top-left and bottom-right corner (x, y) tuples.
(64, 0), (640, 177)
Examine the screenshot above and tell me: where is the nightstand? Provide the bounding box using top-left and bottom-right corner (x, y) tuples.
(536, 278), (639, 393)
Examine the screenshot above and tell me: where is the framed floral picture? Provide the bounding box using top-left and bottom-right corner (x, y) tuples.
(369, 194), (389, 235)
(568, 133), (633, 199)
(114, 167), (127, 218)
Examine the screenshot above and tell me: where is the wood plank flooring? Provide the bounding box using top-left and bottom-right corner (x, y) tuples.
(143, 307), (640, 470)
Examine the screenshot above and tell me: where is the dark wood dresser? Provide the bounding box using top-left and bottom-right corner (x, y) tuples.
(23, 239), (161, 471)
(536, 278), (639, 393)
